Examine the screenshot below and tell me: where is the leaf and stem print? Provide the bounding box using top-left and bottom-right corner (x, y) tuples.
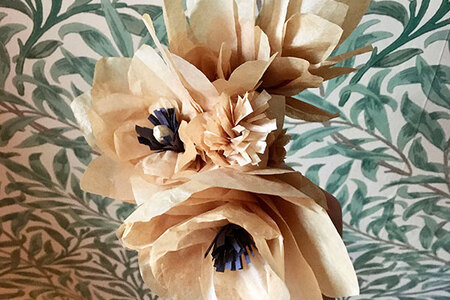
(287, 0), (450, 298)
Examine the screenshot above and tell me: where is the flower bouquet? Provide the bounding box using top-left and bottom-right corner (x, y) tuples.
(72, 0), (372, 299)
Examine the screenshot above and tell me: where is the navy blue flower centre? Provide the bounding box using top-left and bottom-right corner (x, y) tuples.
(205, 224), (255, 272)
(135, 108), (184, 153)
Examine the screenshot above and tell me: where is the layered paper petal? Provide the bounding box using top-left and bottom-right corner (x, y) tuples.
(118, 168), (358, 299)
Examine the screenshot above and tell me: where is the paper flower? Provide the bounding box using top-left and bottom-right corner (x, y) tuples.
(162, 0), (372, 113)
(70, 0), (372, 298)
(71, 14), (284, 203)
(118, 168), (359, 299)
(186, 91), (278, 167)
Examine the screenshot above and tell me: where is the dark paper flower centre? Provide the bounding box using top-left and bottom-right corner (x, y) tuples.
(135, 108), (184, 153)
(204, 223), (255, 272)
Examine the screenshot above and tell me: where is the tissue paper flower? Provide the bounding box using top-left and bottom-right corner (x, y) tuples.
(70, 0), (373, 298)
(162, 0), (372, 114)
(71, 15), (284, 202)
(186, 91), (277, 167)
(118, 169), (359, 299)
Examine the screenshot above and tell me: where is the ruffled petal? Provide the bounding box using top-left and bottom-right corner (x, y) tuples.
(257, 0), (290, 54)
(276, 199), (360, 297)
(81, 155), (135, 202)
(189, 0), (238, 55)
(71, 92), (97, 148)
(283, 13), (343, 64)
(91, 57), (131, 99)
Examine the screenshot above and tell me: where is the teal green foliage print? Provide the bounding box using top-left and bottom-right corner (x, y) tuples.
(0, 0), (449, 299)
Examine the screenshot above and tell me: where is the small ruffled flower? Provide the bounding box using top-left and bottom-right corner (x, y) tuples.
(193, 91), (277, 167)
(118, 168), (359, 300)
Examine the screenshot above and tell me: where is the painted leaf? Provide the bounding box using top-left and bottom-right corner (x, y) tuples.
(401, 93), (446, 150)
(374, 48), (423, 68)
(0, 23), (26, 45)
(0, 41), (9, 89)
(59, 23), (119, 57)
(0, 0), (32, 17)
(53, 149), (69, 189)
(366, 0), (409, 26)
(325, 160), (353, 194)
(0, 116), (39, 146)
(305, 164), (325, 185)
(288, 126), (346, 154)
(416, 56), (450, 109)
(424, 30), (449, 50)
(27, 40), (63, 59)
(101, 0), (134, 57)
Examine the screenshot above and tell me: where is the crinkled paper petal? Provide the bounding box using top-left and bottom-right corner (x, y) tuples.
(81, 155), (135, 202)
(71, 92), (96, 148)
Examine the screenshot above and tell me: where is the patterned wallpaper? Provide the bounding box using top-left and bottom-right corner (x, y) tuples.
(0, 0), (449, 299)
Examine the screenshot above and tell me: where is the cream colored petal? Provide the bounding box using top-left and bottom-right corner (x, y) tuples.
(191, 168), (310, 201)
(336, 0), (371, 43)
(300, 0), (349, 26)
(262, 56), (312, 87)
(176, 120), (200, 172)
(91, 57), (131, 99)
(144, 244), (209, 300)
(276, 200), (360, 297)
(235, 0), (256, 24)
(113, 119), (149, 161)
(226, 55), (276, 95)
(189, 0), (238, 54)
(88, 109), (116, 159)
(81, 155), (135, 202)
(118, 213), (190, 250)
(239, 21), (257, 63)
(92, 93), (147, 123)
(286, 0), (301, 19)
(123, 168), (319, 225)
(217, 42), (232, 79)
(254, 26), (271, 61)
(162, 0), (196, 56)
(257, 0), (290, 54)
(138, 248), (170, 299)
(141, 15), (203, 117)
(127, 177), (210, 219)
(130, 174), (171, 206)
(71, 92), (97, 148)
(310, 66), (356, 81)
(261, 196), (323, 299)
(283, 13), (343, 64)
(285, 96), (339, 122)
(214, 252), (290, 300)
(128, 50), (178, 100)
(269, 71), (323, 96)
(325, 44), (373, 65)
(171, 54), (220, 112)
(142, 151), (178, 178)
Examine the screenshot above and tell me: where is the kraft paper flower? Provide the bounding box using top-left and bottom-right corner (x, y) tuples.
(162, 0), (371, 114)
(71, 15), (284, 202)
(117, 168), (359, 299)
(186, 91), (277, 167)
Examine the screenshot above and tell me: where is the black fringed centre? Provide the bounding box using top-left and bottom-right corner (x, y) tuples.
(204, 224), (255, 272)
(135, 108), (184, 153)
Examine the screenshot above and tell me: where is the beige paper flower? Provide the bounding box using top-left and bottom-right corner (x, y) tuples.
(71, 14), (284, 203)
(189, 91), (277, 167)
(162, 0), (371, 118)
(118, 168), (359, 299)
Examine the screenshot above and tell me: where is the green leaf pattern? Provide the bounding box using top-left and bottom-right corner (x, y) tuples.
(0, 0), (448, 299)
